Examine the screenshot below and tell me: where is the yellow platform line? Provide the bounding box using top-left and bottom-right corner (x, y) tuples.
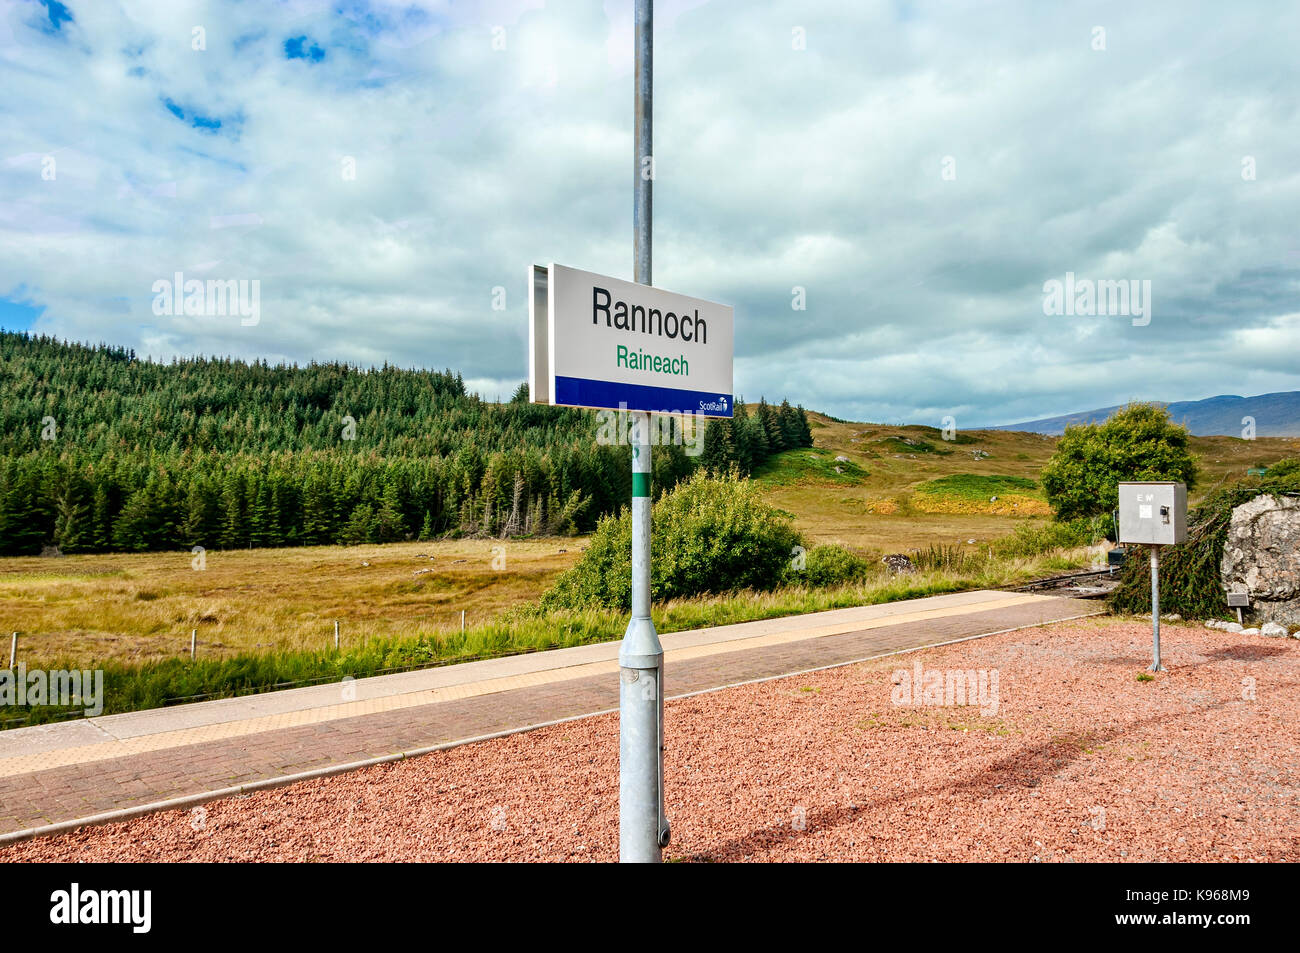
(0, 593), (1048, 777)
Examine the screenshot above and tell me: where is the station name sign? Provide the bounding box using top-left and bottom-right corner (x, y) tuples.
(529, 263), (734, 417)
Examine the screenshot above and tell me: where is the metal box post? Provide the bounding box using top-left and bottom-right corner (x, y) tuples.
(1117, 482), (1187, 546)
(1117, 482), (1187, 672)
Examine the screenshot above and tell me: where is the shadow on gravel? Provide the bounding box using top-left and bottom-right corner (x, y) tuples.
(1201, 644), (1292, 663)
(1089, 655), (1152, 667)
(685, 701), (1233, 862)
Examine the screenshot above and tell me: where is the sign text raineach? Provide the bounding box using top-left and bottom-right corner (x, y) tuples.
(529, 263), (733, 417)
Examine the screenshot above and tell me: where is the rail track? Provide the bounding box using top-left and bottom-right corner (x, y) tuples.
(1009, 566), (1122, 598)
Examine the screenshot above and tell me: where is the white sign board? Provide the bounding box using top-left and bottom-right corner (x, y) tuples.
(529, 263), (733, 417)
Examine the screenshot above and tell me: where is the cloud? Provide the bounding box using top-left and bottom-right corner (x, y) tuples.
(0, 0), (1297, 425)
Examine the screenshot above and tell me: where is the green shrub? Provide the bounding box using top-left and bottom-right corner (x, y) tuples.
(793, 544), (873, 588)
(875, 435), (951, 455)
(992, 516), (1107, 558)
(541, 469), (803, 611)
(908, 543), (987, 574)
(913, 473), (1039, 499)
(1041, 404), (1197, 520)
(1110, 460), (1300, 619)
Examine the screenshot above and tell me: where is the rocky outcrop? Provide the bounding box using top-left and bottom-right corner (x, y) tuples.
(1221, 493), (1300, 625)
(881, 554), (915, 575)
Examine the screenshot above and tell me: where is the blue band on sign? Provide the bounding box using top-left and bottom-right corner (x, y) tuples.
(554, 376), (733, 418)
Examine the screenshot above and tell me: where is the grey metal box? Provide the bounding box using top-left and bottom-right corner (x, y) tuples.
(1117, 482), (1187, 546)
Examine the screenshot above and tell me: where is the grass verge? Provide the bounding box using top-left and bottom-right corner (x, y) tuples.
(3, 546), (1090, 728)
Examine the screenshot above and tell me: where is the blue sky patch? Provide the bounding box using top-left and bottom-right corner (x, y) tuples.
(36, 0), (73, 34)
(161, 97), (231, 134)
(335, 0), (438, 38)
(284, 35), (326, 62)
(0, 295), (45, 332)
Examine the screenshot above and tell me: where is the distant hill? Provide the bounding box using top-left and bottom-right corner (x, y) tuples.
(987, 392), (1300, 437)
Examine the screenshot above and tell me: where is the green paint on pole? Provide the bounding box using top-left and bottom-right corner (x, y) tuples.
(632, 472), (651, 498)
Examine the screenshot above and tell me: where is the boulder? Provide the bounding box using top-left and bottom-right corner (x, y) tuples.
(1260, 622), (1288, 638)
(1221, 494), (1300, 625)
(881, 554), (915, 575)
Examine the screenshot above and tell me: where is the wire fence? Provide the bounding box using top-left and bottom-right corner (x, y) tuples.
(0, 625), (575, 730)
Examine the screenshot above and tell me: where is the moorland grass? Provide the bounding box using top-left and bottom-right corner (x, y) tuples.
(5, 546), (1090, 727)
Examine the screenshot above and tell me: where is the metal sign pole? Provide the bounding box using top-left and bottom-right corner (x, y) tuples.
(619, 0), (668, 863)
(1149, 547), (1164, 671)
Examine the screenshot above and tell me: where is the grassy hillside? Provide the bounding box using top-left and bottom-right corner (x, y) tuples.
(752, 412), (1300, 553)
(2, 407), (1296, 674)
(0, 331), (802, 555)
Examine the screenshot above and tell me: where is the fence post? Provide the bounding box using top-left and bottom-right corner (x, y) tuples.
(191, 629), (197, 661)
(334, 619), (340, 650)
(461, 610), (465, 632)
(8, 632), (15, 669)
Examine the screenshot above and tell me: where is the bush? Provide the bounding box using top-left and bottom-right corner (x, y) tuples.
(908, 543), (988, 574)
(792, 544), (873, 588)
(541, 469), (803, 611)
(992, 516), (1108, 558)
(1041, 404), (1197, 520)
(1109, 460), (1300, 619)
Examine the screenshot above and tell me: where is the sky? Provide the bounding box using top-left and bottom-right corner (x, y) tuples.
(1, 0), (1297, 427)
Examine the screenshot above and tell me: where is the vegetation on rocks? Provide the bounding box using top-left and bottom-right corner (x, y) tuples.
(1110, 459), (1300, 619)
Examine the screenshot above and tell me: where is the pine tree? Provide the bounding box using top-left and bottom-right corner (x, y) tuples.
(246, 477), (273, 548)
(52, 492), (88, 553)
(0, 330), (820, 554)
(301, 474), (333, 545)
(699, 419), (735, 474)
(502, 471), (525, 537)
(111, 485), (152, 552)
(219, 473), (246, 549)
(374, 481), (405, 542)
(758, 398), (785, 453)
(180, 478), (215, 546)
(341, 502), (376, 544)
(91, 482), (112, 551)
(795, 405), (814, 446)
(777, 399), (802, 448)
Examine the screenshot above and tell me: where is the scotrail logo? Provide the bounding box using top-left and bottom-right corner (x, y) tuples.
(50, 883), (151, 933)
(698, 396), (729, 414)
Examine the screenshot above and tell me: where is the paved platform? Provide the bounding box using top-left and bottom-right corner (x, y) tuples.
(0, 590), (1100, 839)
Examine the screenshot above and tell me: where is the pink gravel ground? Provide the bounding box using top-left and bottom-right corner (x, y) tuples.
(4, 618), (1298, 862)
